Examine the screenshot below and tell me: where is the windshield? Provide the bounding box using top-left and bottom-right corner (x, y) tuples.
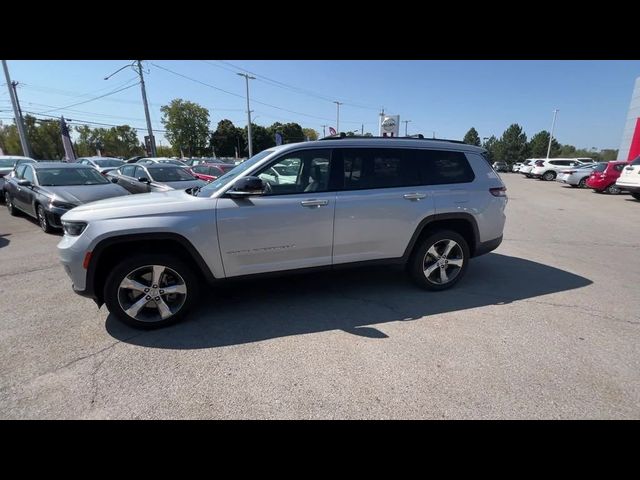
(593, 163), (607, 172)
(148, 167), (195, 182)
(94, 159), (124, 167)
(0, 159), (15, 167)
(37, 167), (109, 186)
(198, 149), (275, 196)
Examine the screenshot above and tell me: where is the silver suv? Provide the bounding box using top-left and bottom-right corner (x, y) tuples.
(58, 138), (507, 328)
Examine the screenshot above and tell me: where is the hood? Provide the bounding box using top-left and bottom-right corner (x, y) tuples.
(41, 184), (130, 205)
(61, 188), (212, 223)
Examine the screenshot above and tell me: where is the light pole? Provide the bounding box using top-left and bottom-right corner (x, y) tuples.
(546, 109), (559, 159)
(321, 125), (327, 137)
(402, 120), (412, 136)
(104, 60), (156, 157)
(333, 101), (342, 134)
(238, 73), (256, 157)
(2, 60), (31, 157)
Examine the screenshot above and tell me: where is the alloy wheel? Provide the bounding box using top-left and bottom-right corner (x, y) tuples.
(422, 239), (464, 285)
(117, 264), (187, 323)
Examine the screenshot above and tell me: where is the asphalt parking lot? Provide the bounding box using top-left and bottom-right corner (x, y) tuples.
(1, 174), (639, 419)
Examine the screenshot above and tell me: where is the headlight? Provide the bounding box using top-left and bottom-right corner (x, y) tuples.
(62, 221), (87, 236)
(51, 200), (77, 210)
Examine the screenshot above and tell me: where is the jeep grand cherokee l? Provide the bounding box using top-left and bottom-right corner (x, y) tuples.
(58, 137), (507, 328)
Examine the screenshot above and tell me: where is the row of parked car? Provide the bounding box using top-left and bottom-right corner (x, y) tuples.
(0, 155), (238, 233)
(510, 157), (640, 199)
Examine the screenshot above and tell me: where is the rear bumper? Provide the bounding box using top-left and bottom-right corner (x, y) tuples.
(615, 182), (640, 193)
(473, 235), (502, 258)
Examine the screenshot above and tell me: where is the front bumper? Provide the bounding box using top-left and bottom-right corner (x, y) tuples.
(58, 232), (91, 296)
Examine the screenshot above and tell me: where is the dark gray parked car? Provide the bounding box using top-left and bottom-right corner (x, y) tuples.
(0, 156), (36, 201)
(107, 164), (206, 194)
(4, 162), (130, 233)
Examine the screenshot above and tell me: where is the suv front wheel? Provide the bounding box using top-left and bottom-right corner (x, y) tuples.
(409, 230), (470, 291)
(104, 254), (200, 329)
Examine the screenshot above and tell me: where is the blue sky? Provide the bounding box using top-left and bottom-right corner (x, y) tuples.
(2, 60), (639, 150)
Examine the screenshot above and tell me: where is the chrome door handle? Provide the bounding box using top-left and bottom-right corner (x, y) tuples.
(403, 193), (427, 200)
(300, 199), (329, 208)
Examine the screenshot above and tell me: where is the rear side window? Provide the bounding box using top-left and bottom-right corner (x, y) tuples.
(340, 148), (419, 190)
(629, 156), (640, 166)
(613, 164), (625, 172)
(414, 149), (475, 185)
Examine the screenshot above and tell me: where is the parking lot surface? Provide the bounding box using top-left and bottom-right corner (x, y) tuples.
(1, 174), (639, 419)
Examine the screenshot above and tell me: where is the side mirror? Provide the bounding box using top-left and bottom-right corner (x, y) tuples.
(110, 177), (119, 183)
(17, 179), (32, 187)
(138, 177), (150, 183)
(227, 176), (266, 198)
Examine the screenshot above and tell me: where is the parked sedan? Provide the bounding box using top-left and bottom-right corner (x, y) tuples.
(77, 156), (125, 175)
(556, 163), (598, 188)
(190, 163), (236, 182)
(492, 161), (509, 172)
(4, 162), (130, 233)
(1, 156), (37, 202)
(108, 164), (206, 194)
(586, 161), (628, 194)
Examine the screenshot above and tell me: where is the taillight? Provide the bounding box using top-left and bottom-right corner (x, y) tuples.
(490, 186), (507, 197)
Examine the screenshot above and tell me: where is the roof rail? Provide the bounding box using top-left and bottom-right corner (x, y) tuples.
(319, 134), (467, 145)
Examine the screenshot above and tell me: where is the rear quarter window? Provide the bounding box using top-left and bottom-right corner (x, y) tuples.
(414, 149), (475, 185)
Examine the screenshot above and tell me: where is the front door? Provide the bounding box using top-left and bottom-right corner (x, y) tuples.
(217, 149), (336, 277)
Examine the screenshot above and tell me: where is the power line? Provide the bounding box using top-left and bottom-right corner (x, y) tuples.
(151, 61), (366, 125)
(32, 82), (140, 115)
(20, 76), (139, 100)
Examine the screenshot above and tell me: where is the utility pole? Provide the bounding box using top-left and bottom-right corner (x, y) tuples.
(238, 73), (255, 157)
(321, 125), (327, 137)
(136, 60), (157, 157)
(333, 101), (342, 134)
(361, 124), (364, 135)
(546, 109), (559, 159)
(2, 60), (31, 157)
(403, 120), (412, 136)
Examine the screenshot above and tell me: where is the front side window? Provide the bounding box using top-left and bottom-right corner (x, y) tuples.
(255, 149), (331, 195)
(23, 166), (35, 183)
(15, 165), (27, 179)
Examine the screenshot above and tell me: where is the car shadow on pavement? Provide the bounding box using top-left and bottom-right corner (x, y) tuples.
(106, 253), (593, 350)
(0, 233), (10, 248)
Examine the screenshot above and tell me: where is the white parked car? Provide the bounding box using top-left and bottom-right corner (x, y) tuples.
(530, 158), (591, 181)
(556, 163), (598, 187)
(615, 156), (640, 201)
(512, 162), (524, 172)
(519, 159), (542, 178)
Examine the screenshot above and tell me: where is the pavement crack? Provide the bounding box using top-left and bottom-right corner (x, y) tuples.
(0, 264), (59, 278)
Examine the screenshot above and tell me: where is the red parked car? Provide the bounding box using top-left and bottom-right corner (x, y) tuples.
(586, 161), (628, 194)
(189, 163), (235, 182)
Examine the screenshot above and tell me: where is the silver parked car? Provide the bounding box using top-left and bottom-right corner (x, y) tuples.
(58, 137), (507, 328)
(556, 163), (598, 188)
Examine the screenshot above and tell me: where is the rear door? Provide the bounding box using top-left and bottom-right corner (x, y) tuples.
(332, 147), (435, 264)
(14, 165), (37, 215)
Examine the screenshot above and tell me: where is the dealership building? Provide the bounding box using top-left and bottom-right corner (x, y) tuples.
(618, 76), (640, 161)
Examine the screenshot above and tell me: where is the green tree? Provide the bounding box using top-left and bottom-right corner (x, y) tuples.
(101, 125), (145, 157)
(270, 122), (305, 143)
(160, 99), (210, 157)
(463, 127), (481, 146)
(156, 145), (174, 157)
(528, 130), (560, 158)
(302, 128), (318, 141)
(600, 149), (618, 161)
(558, 144), (577, 157)
(242, 124), (273, 154)
(0, 122), (23, 155)
(24, 116), (64, 159)
(482, 135), (499, 162)
(212, 119), (244, 157)
(498, 123), (529, 165)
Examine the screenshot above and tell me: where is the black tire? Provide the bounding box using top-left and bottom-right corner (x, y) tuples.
(408, 230), (470, 291)
(578, 177), (588, 188)
(542, 171), (556, 181)
(104, 254), (200, 329)
(605, 184), (621, 195)
(36, 204), (54, 233)
(5, 192), (19, 216)
(631, 193), (640, 201)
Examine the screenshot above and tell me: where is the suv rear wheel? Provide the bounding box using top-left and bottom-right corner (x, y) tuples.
(542, 171), (556, 181)
(409, 230), (470, 291)
(104, 254), (200, 329)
